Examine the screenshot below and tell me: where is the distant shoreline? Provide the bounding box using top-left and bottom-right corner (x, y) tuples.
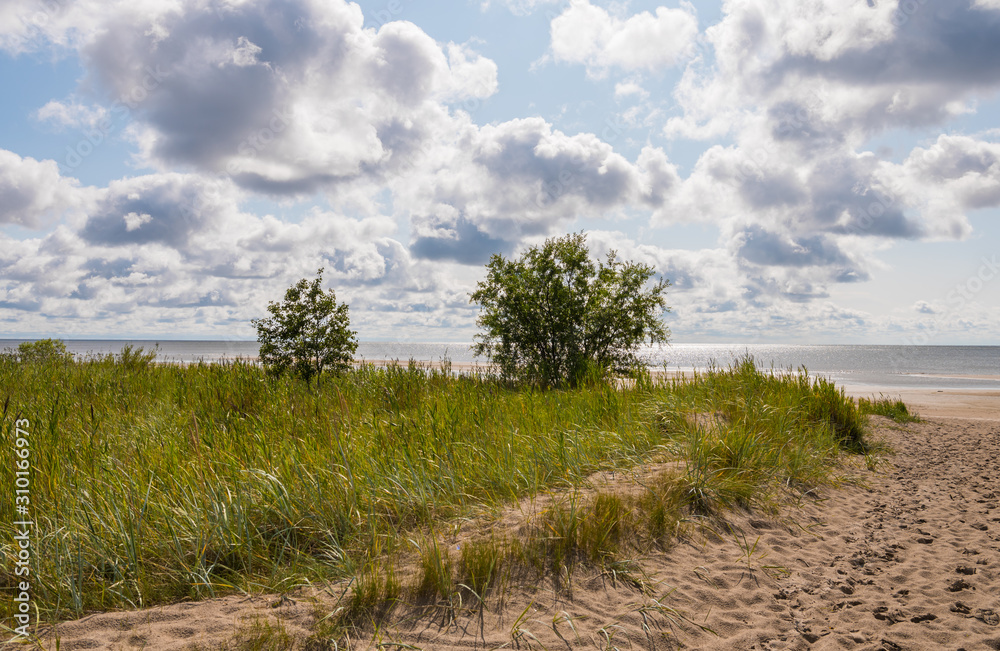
(4, 339), (1000, 391)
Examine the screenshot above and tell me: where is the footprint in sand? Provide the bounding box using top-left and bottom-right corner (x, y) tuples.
(167, 626), (197, 638)
(977, 609), (1000, 626)
(910, 613), (937, 623)
(947, 578), (974, 592)
(60, 641), (101, 650)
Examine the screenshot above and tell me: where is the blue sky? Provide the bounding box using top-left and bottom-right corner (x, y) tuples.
(1, 0), (999, 344)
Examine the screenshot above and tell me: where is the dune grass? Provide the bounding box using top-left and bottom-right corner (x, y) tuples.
(0, 350), (877, 631)
(858, 394), (922, 423)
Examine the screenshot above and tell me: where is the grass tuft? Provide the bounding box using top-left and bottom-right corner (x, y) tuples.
(458, 537), (507, 600)
(341, 562), (400, 626)
(413, 538), (453, 603)
(227, 618), (297, 651)
(858, 394), (921, 423)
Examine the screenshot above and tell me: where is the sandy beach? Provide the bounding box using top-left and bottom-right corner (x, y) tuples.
(24, 388), (1000, 650)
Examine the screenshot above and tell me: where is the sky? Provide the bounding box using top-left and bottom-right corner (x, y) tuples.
(1, 0), (999, 345)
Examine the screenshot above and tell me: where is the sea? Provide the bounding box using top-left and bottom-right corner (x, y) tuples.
(2, 340), (999, 392)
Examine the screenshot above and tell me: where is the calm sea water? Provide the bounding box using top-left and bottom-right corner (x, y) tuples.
(3, 340), (999, 391)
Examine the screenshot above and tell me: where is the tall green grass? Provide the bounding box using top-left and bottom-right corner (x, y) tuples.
(1, 353), (667, 621)
(657, 357), (870, 513)
(0, 352), (876, 625)
(858, 395), (921, 423)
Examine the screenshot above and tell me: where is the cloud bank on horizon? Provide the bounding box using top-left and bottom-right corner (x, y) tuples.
(1, 0), (999, 343)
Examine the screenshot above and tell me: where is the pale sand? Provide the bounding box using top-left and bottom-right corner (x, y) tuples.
(845, 385), (1000, 422)
(18, 391), (1000, 650)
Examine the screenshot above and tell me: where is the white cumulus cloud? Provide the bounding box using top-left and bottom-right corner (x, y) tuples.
(550, 0), (698, 76)
(0, 149), (86, 228)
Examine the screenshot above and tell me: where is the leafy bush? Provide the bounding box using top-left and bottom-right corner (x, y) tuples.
(471, 232), (669, 387)
(13, 338), (73, 364)
(252, 268), (358, 385)
(117, 344), (158, 370)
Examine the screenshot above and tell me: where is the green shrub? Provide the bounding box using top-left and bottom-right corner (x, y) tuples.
(13, 338), (73, 364)
(471, 232), (669, 387)
(858, 395), (920, 423)
(252, 268), (358, 386)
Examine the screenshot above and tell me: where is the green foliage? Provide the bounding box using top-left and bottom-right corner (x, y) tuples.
(656, 355), (870, 514)
(858, 395), (921, 423)
(13, 338), (73, 364)
(414, 539), (453, 602)
(0, 355), (666, 622)
(252, 269), (358, 385)
(226, 618), (297, 651)
(470, 232), (670, 387)
(342, 562), (400, 626)
(117, 344), (158, 370)
(0, 351), (876, 625)
(459, 538), (506, 599)
(802, 375), (868, 453)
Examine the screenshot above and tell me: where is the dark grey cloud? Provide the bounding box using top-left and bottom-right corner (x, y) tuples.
(410, 216), (512, 265)
(649, 0), (1000, 316)
(746, 274), (830, 303)
(657, 265), (694, 290)
(784, 2), (1000, 88)
(81, 176), (211, 247)
(71, 0), (497, 197)
(806, 157), (923, 238)
(83, 257), (134, 279)
(473, 123), (641, 210)
(905, 135), (1000, 208)
(767, 100), (845, 148)
(757, 2), (1000, 136)
(0, 299), (42, 311)
(399, 119), (670, 264)
(738, 226), (853, 268)
(153, 290), (236, 309)
(738, 167), (807, 209)
(693, 300), (739, 313)
(82, 0), (342, 169)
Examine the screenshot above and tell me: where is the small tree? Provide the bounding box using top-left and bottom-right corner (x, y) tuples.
(252, 269), (358, 385)
(16, 339), (74, 364)
(471, 233), (670, 387)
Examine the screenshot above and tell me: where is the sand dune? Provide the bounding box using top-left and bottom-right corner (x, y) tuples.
(24, 392), (1000, 650)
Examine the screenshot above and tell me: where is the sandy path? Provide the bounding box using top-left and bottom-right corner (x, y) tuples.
(21, 401), (1000, 650)
(374, 415), (1000, 650)
(658, 415), (1000, 650)
(844, 387), (1000, 422)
